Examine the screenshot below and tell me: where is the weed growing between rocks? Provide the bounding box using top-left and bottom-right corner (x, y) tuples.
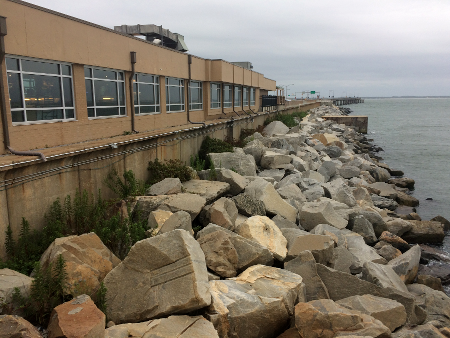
(190, 154), (206, 171)
(264, 110), (309, 127)
(147, 158), (193, 184)
(104, 168), (149, 199)
(1, 189), (148, 276)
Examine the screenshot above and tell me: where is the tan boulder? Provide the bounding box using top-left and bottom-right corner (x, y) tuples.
(38, 233), (120, 296)
(104, 229), (210, 324)
(182, 180), (230, 203)
(206, 197), (238, 231)
(236, 215), (288, 260)
(402, 220), (445, 244)
(197, 230), (239, 277)
(147, 209), (173, 236)
(0, 315), (42, 338)
(312, 133), (340, 146)
(0, 269), (33, 314)
(104, 315), (219, 338)
(47, 294), (105, 338)
(337, 294), (407, 332)
(295, 299), (391, 338)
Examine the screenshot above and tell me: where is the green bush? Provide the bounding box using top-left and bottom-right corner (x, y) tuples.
(190, 154), (206, 171)
(264, 110), (309, 128)
(104, 168), (148, 199)
(198, 136), (233, 169)
(147, 158), (192, 184)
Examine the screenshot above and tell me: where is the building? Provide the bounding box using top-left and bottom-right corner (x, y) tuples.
(0, 0), (284, 256)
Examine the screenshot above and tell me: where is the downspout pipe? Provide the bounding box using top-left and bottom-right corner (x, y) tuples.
(0, 17), (10, 150)
(0, 17), (46, 162)
(129, 51), (138, 133)
(187, 55), (205, 127)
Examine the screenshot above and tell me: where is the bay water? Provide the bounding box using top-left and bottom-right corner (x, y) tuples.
(343, 98), (450, 254)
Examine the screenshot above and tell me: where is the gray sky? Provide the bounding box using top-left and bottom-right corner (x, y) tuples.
(29, 0), (450, 97)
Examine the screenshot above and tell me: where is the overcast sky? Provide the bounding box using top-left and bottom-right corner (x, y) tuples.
(29, 0), (450, 97)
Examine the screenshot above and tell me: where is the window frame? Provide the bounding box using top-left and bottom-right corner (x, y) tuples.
(134, 73), (160, 115)
(243, 86), (249, 107)
(223, 84), (232, 108)
(234, 85), (241, 107)
(189, 81), (203, 111)
(6, 55), (76, 125)
(250, 88), (256, 106)
(85, 66), (126, 119)
(210, 83), (221, 109)
(165, 77), (185, 113)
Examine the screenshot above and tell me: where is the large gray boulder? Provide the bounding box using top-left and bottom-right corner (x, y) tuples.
(236, 216), (288, 261)
(336, 294), (407, 332)
(299, 200), (348, 230)
(158, 210), (193, 235)
(204, 197), (238, 231)
(369, 166), (391, 182)
(323, 179), (357, 207)
(362, 261), (409, 293)
(388, 245), (421, 284)
(182, 180), (230, 203)
(407, 283), (450, 328)
(402, 220), (445, 244)
(134, 194), (207, 222)
(282, 228), (334, 264)
(346, 234), (387, 273)
(263, 121), (290, 137)
(243, 139), (266, 165)
(284, 251), (330, 301)
(245, 179), (297, 222)
(214, 169), (249, 195)
(205, 265), (305, 338)
(339, 165), (361, 179)
(316, 264), (425, 325)
(104, 230), (211, 324)
(260, 151), (292, 169)
(209, 152), (257, 176)
(197, 224), (274, 271)
(348, 215), (377, 245)
(146, 177), (182, 196)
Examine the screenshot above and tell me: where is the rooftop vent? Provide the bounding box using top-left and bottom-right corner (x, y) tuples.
(231, 62), (253, 70)
(114, 24), (188, 52)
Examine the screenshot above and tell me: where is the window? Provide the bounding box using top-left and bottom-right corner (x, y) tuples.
(85, 66), (126, 118)
(134, 73), (160, 114)
(223, 84), (232, 108)
(6, 56), (75, 123)
(211, 83), (221, 109)
(234, 85), (241, 107)
(243, 87), (249, 107)
(250, 88), (256, 106)
(189, 81), (203, 110)
(165, 77), (185, 112)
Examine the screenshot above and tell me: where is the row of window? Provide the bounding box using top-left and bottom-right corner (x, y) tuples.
(5, 56), (257, 124)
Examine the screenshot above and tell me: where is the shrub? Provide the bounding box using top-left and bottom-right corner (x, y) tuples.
(104, 168), (148, 199)
(264, 110), (309, 128)
(147, 158), (192, 184)
(190, 154), (206, 171)
(198, 136), (233, 169)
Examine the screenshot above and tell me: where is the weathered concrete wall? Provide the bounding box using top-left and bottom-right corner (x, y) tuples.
(322, 115), (368, 133)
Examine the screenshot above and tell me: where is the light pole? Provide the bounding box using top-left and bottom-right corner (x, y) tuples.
(284, 84), (294, 98)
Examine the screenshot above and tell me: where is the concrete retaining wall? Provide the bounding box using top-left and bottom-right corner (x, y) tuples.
(0, 102), (319, 257)
(322, 115), (368, 133)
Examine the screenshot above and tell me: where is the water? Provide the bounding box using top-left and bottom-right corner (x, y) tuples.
(343, 98), (450, 254)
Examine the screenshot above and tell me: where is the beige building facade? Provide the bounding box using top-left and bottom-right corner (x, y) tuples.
(0, 0), (276, 154)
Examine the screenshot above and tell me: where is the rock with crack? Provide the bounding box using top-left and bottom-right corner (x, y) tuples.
(205, 265), (305, 338)
(214, 168), (249, 195)
(323, 179), (357, 207)
(362, 261), (409, 293)
(203, 197), (238, 231)
(103, 230), (211, 324)
(158, 210), (193, 235)
(294, 299), (391, 338)
(236, 216), (288, 261)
